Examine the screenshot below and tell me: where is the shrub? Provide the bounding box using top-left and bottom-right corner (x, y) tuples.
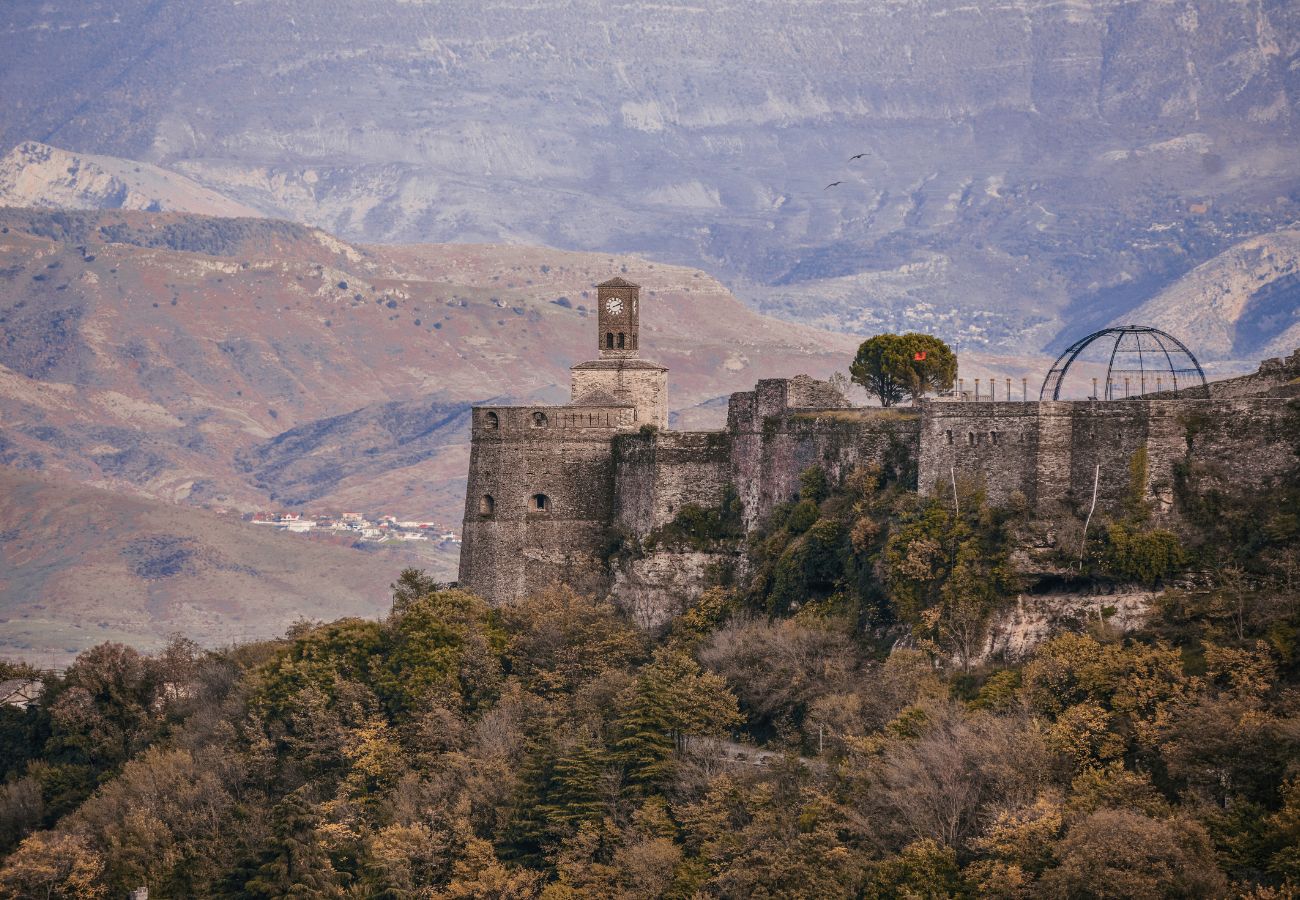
(1098, 524), (1185, 586)
(786, 499), (819, 535)
(799, 465), (829, 503)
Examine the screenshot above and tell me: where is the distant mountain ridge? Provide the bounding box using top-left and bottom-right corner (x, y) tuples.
(1, 0), (1295, 353)
(0, 207), (906, 526)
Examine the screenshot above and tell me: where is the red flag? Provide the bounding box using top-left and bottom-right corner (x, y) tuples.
(913, 351), (927, 361)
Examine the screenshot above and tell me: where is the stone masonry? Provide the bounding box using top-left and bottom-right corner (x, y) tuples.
(459, 278), (1299, 624)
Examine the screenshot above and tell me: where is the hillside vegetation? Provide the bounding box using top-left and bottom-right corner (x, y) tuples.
(3, 420), (1299, 897)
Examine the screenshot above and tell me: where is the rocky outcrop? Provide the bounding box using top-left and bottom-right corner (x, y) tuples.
(1118, 231), (1300, 362)
(0, 142), (260, 218)
(975, 589), (1156, 664)
(611, 551), (734, 631)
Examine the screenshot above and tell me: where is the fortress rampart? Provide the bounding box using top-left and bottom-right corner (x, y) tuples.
(612, 430), (732, 538)
(727, 378), (919, 530)
(458, 276), (1299, 624)
(918, 397), (1296, 519)
(459, 403), (635, 603)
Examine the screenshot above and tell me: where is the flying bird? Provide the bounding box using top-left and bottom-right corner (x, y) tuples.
(825, 181), (844, 189)
(849, 152), (871, 160)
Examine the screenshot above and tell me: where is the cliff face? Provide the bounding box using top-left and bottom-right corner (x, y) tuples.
(1118, 230), (1300, 361)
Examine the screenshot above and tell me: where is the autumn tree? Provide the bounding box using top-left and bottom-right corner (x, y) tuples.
(1038, 809), (1228, 899)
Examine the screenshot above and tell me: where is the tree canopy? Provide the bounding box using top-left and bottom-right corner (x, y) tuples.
(849, 332), (958, 406)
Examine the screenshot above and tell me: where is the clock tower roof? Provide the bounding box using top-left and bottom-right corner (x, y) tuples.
(595, 276), (640, 288)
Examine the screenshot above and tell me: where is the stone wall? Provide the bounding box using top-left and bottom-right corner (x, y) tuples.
(916, 401), (1043, 503)
(919, 397), (1297, 519)
(728, 379), (921, 530)
(612, 430), (732, 537)
(570, 358), (669, 428)
(461, 366), (1297, 625)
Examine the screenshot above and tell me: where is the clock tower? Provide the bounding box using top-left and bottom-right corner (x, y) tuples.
(570, 276), (668, 428)
(596, 277), (640, 359)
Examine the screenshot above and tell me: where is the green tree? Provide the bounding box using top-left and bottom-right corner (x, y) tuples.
(899, 333), (959, 403)
(389, 567), (442, 614)
(850, 333), (911, 407)
(865, 839), (965, 899)
(614, 649), (740, 787)
(243, 788), (348, 898)
(850, 333), (957, 407)
(800, 465), (830, 503)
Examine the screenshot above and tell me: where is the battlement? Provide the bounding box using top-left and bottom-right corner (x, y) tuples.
(727, 374), (852, 429)
(471, 404), (637, 439)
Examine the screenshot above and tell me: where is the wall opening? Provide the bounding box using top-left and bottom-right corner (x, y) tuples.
(479, 494), (495, 515)
(484, 411), (499, 430)
(531, 411), (548, 427)
(991, 431), (1000, 445)
(946, 430), (953, 445)
(967, 432), (975, 446)
(531, 493), (550, 512)
(606, 332), (614, 348)
(618, 332), (625, 348)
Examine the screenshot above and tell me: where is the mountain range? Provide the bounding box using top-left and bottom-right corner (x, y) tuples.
(1, 0), (1297, 357)
(0, 206), (921, 519)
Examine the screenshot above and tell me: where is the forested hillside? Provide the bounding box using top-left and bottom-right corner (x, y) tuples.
(2, 415), (1299, 897)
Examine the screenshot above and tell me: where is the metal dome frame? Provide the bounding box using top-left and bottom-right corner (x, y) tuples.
(1040, 326), (1207, 401)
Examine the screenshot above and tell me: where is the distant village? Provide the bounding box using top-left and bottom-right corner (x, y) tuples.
(247, 511), (461, 547)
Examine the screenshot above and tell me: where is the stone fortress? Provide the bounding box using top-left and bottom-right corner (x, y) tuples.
(459, 279), (1300, 627)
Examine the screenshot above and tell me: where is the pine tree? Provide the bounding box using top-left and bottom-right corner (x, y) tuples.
(242, 788), (346, 898)
(614, 649), (740, 788)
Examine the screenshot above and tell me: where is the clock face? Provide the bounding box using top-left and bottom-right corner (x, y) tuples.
(605, 296), (624, 315)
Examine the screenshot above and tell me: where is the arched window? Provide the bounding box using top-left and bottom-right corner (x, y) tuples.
(606, 332), (614, 349)
(531, 493), (550, 512)
(631, 334), (637, 350)
(479, 494), (495, 515)
(967, 432), (975, 446)
(617, 333), (625, 348)
(484, 411), (499, 430)
(532, 411), (548, 428)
